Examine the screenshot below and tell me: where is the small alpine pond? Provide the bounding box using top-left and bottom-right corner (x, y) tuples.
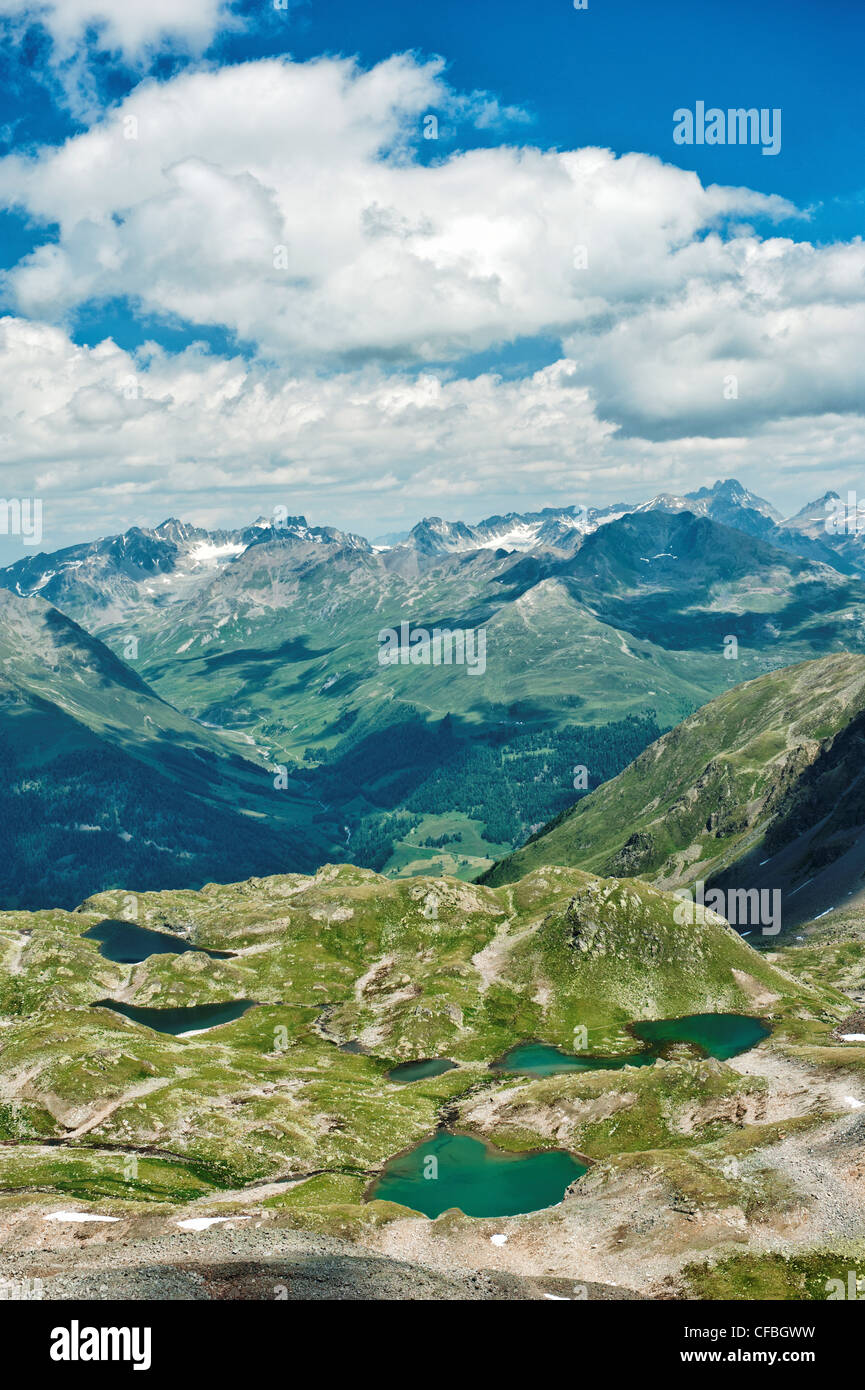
(368, 1131), (586, 1219)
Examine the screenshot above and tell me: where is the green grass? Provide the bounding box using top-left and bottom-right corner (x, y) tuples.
(0, 1146), (221, 1204)
(0, 861), (840, 1200)
(681, 1247), (865, 1300)
(483, 653), (865, 890)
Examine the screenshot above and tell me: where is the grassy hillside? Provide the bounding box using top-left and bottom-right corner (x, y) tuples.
(482, 653), (865, 917)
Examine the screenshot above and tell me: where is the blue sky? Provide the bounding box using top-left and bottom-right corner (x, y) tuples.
(0, 0), (862, 554)
(5, 0), (862, 207)
(264, 0), (863, 228)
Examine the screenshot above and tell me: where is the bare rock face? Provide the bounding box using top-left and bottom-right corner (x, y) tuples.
(565, 903), (604, 955)
(606, 831), (655, 877)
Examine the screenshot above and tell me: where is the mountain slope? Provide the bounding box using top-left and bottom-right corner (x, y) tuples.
(482, 653), (865, 926)
(0, 590), (329, 906)
(560, 511), (863, 652)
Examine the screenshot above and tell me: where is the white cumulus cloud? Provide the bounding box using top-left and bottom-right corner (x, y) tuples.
(0, 316), (863, 552)
(0, 0), (233, 58)
(0, 54), (795, 369)
(0, 51), (863, 545)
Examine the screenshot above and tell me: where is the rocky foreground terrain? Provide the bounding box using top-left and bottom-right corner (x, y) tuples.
(1, 863), (865, 1300)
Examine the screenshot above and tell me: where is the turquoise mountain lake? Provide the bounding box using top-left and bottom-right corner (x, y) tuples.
(492, 1014), (770, 1076)
(95, 999), (255, 1036)
(84, 920), (234, 964)
(387, 1059), (458, 1083)
(631, 1012), (771, 1060)
(492, 1041), (656, 1077)
(369, 1131), (586, 1218)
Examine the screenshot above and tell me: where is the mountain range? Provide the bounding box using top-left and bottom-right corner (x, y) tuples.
(3, 480), (861, 621)
(1, 478), (864, 904)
